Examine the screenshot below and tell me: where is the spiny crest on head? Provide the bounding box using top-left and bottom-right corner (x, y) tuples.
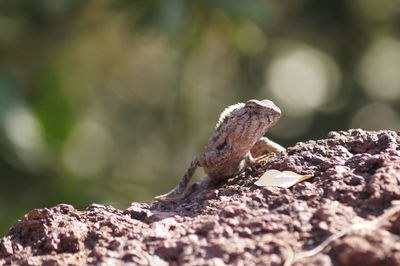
(215, 102), (245, 129)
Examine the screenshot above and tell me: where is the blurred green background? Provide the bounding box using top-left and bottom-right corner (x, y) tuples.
(1, 0), (400, 235)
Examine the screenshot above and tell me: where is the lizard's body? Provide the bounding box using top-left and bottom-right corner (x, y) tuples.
(156, 99), (285, 199)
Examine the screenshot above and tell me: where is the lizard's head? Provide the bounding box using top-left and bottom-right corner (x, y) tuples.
(244, 99), (281, 128)
(215, 99), (281, 130)
(245, 99), (281, 117)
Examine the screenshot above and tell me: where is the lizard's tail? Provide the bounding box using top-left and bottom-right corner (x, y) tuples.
(154, 158), (199, 199)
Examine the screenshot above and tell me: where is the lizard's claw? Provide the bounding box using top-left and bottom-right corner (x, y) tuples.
(151, 194), (179, 204)
(153, 193), (175, 201)
(255, 152), (276, 163)
(153, 186), (183, 201)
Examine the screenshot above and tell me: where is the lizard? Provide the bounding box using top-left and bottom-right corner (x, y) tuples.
(156, 99), (285, 199)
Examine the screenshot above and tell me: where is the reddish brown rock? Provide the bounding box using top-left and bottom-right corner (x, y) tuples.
(1, 129), (399, 265)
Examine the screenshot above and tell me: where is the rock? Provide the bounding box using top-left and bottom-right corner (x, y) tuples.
(0, 129), (400, 265)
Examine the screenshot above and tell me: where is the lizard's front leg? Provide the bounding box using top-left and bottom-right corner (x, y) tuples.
(250, 137), (285, 158)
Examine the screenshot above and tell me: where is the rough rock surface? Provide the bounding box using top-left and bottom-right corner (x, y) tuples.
(1, 129), (400, 266)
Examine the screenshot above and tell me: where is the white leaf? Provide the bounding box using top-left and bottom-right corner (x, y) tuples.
(254, 169), (313, 188)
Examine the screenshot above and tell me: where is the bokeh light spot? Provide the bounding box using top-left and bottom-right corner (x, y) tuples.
(231, 20), (266, 54)
(265, 44), (341, 117)
(3, 105), (47, 167)
(62, 120), (114, 178)
(350, 103), (400, 131)
(358, 37), (400, 101)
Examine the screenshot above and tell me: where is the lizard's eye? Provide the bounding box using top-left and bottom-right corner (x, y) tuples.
(246, 103), (258, 110)
(245, 99), (261, 109)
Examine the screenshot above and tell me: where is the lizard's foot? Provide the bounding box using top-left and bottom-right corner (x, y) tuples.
(251, 137), (285, 157)
(255, 152), (276, 163)
(153, 186), (184, 200)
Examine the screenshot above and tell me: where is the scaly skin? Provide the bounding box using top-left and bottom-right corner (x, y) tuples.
(156, 99), (285, 199)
